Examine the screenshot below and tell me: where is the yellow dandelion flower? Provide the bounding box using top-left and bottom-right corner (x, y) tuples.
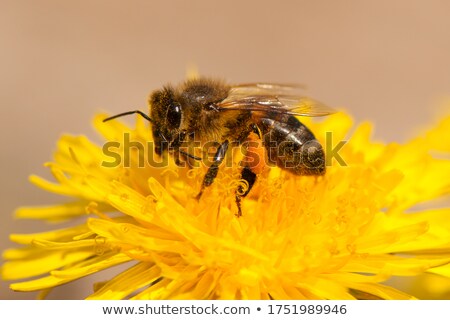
(2, 108), (450, 300)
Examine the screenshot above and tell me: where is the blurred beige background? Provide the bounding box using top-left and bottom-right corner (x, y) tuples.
(1, 0), (450, 299)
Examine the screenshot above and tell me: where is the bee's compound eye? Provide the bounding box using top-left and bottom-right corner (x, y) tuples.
(166, 103), (182, 129)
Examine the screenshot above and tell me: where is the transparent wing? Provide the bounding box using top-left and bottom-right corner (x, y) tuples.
(218, 83), (335, 117)
(231, 83), (307, 94)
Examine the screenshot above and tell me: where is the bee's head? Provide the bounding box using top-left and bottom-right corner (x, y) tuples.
(149, 86), (182, 155)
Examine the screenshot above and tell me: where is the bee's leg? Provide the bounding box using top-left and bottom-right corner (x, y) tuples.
(234, 124), (262, 217)
(235, 166), (257, 217)
(196, 140), (229, 200)
(173, 151), (185, 167)
(176, 150), (201, 168)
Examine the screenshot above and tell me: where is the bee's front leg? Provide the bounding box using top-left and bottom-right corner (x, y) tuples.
(196, 140), (229, 200)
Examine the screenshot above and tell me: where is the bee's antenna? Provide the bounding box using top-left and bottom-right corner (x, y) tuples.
(103, 110), (153, 123)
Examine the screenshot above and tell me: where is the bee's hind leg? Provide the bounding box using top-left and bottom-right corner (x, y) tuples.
(234, 124), (261, 217)
(196, 140), (229, 200)
(235, 166), (257, 217)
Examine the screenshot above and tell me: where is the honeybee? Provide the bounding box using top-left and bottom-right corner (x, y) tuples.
(104, 77), (334, 216)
